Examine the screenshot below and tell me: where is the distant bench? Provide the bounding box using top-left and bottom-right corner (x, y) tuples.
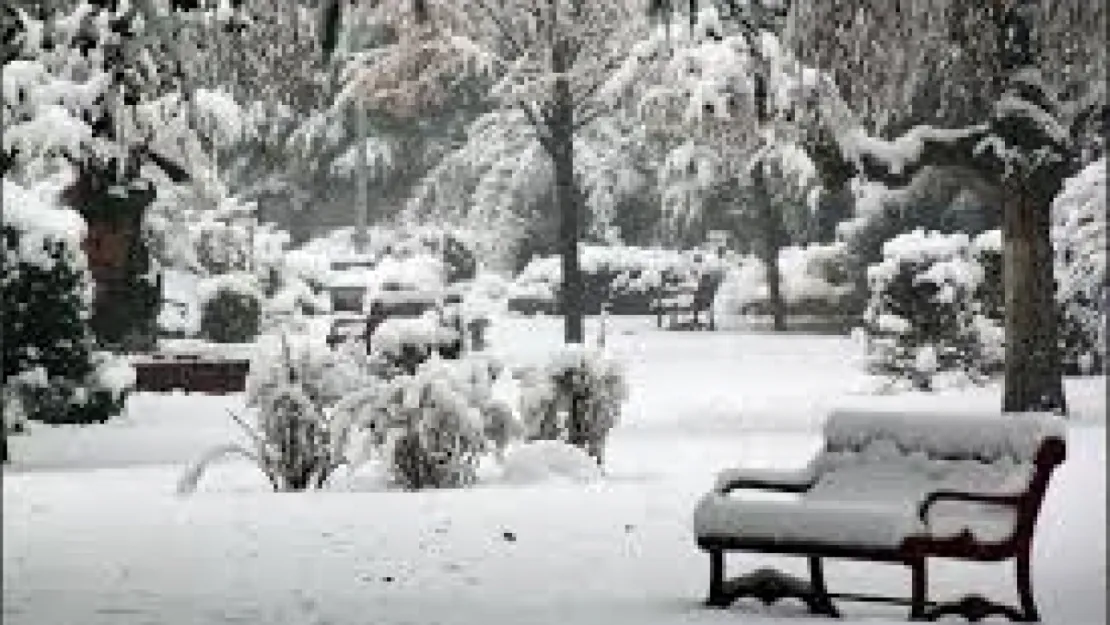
(653, 271), (723, 331)
(693, 410), (1066, 621)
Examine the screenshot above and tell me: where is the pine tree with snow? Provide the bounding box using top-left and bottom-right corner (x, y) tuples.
(2, 180), (132, 427)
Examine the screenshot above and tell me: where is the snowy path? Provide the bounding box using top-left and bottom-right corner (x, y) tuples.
(4, 318), (1106, 625)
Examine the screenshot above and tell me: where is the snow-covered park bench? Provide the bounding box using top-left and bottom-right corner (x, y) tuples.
(693, 411), (1066, 622)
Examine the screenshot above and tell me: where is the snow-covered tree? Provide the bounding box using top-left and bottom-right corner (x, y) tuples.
(1052, 158), (1107, 374)
(325, 0), (656, 343)
(788, 0), (1106, 414)
(2, 179), (134, 429)
(609, 5), (818, 329)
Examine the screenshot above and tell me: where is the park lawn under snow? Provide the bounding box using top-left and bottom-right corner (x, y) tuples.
(4, 316), (1106, 625)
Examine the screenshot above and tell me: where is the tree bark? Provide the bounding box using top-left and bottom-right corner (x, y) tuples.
(1001, 180), (1067, 414)
(754, 161), (786, 331)
(551, 37), (584, 344)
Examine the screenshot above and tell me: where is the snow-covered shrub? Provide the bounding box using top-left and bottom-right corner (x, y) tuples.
(193, 218), (253, 276)
(511, 245), (729, 315)
(517, 345), (627, 465)
(862, 230), (1003, 390)
(1053, 158), (1106, 375)
(2, 180), (131, 424)
(179, 337), (366, 494)
(369, 312), (462, 376)
(199, 274), (262, 343)
(714, 242), (854, 320)
(362, 356), (516, 490)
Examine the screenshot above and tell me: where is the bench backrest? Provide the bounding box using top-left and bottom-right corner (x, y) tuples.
(821, 410), (1065, 465)
(806, 411), (1065, 541)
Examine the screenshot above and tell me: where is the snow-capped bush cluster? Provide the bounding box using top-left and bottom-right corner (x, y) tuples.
(2, 180), (134, 425)
(863, 229), (1004, 391)
(368, 312), (462, 376)
(714, 242), (854, 319)
(511, 244), (729, 314)
(1053, 158), (1106, 375)
(358, 356), (516, 490)
(517, 345), (628, 466)
(180, 335), (369, 494)
(198, 273), (263, 344)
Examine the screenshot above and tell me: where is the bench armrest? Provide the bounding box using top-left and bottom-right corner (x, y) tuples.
(917, 490), (1024, 522)
(713, 466), (816, 495)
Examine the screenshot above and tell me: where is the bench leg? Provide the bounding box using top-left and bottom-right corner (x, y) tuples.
(1016, 551), (1040, 622)
(707, 550), (729, 607)
(910, 559), (928, 621)
(807, 556), (840, 617)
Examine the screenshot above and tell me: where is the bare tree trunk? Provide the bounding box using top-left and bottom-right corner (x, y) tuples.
(754, 161), (786, 331)
(552, 37), (584, 344)
(1002, 181), (1067, 414)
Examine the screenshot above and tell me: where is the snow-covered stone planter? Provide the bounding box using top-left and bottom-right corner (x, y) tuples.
(694, 410), (1066, 621)
(517, 345), (627, 466)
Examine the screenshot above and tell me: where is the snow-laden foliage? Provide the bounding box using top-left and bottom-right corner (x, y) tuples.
(1053, 158), (1107, 374)
(406, 110), (651, 269)
(714, 242), (854, 318)
(180, 335), (367, 494)
(369, 312), (461, 376)
(198, 273), (263, 344)
(2, 179), (132, 424)
(512, 244), (729, 315)
(354, 356), (518, 490)
(3, 4), (208, 184)
(517, 345), (628, 466)
(863, 229), (1005, 391)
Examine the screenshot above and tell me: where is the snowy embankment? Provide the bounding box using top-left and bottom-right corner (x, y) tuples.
(3, 317), (1106, 625)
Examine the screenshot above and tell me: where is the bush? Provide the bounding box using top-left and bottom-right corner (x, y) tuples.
(512, 245), (729, 316)
(199, 275), (262, 343)
(362, 356), (515, 490)
(368, 313), (462, 376)
(1053, 158), (1106, 375)
(178, 336), (367, 494)
(714, 243), (855, 323)
(862, 229), (1003, 391)
(517, 345), (627, 465)
(2, 181), (131, 425)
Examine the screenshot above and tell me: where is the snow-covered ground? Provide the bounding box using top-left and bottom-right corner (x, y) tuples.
(4, 317), (1106, 625)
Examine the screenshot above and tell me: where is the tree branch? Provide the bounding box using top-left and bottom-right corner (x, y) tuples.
(521, 104), (556, 155)
(472, 0), (529, 60)
(839, 124), (990, 188)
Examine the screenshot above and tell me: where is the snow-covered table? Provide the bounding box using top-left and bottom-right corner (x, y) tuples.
(693, 410), (1066, 621)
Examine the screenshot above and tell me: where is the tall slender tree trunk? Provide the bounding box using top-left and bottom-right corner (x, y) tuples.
(1001, 180), (1067, 414)
(552, 38), (583, 344)
(754, 162), (785, 331)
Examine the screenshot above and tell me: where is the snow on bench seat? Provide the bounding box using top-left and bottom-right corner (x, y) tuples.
(694, 411), (1063, 548)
